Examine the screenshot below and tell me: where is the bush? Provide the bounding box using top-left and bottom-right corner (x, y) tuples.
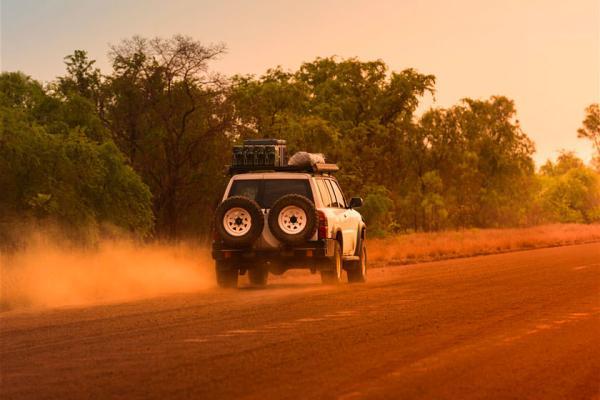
(0, 73), (153, 247)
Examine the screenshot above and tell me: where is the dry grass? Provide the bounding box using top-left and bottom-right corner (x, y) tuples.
(367, 224), (600, 265)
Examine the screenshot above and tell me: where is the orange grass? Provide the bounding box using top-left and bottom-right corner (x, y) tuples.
(367, 224), (600, 265)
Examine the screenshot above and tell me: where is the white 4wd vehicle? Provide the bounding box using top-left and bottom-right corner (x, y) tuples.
(211, 163), (367, 288)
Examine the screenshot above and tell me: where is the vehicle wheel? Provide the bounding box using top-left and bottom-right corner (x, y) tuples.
(248, 267), (268, 286)
(268, 194), (318, 246)
(215, 261), (238, 288)
(214, 196), (264, 248)
(320, 240), (343, 285)
(347, 241), (367, 283)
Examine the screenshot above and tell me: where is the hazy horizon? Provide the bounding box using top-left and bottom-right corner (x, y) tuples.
(1, 0), (598, 166)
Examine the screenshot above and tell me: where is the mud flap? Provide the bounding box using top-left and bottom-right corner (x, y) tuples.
(325, 239), (336, 257)
(344, 226), (365, 271)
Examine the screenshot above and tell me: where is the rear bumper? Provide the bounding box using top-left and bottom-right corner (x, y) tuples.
(211, 239), (336, 263)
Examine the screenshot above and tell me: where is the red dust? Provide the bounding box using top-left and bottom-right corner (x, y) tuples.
(0, 237), (213, 311)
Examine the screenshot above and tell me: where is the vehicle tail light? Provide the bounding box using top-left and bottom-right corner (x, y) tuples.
(317, 210), (327, 240)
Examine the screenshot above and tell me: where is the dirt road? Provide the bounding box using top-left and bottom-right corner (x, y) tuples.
(1, 243), (599, 399)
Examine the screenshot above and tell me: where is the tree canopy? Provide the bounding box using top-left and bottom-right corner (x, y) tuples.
(0, 72), (153, 246)
(1, 35), (597, 244)
(577, 103), (600, 170)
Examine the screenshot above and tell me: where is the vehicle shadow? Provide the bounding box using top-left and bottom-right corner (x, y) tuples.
(238, 282), (323, 291)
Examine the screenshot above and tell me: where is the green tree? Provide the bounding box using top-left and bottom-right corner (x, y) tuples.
(359, 186), (394, 237)
(540, 151), (584, 176)
(57, 50), (103, 100)
(231, 57), (436, 204)
(417, 96), (535, 229)
(420, 171), (448, 231)
(577, 104), (600, 151)
(10, 38), (593, 241)
(231, 58), (538, 232)
(577, 103), (600, 170)
(103, 35), (232, 239)
(537, 152), (600, 223)
(0, 72), (153, 246)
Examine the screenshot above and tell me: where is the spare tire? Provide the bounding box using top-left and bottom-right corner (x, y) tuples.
(215, 196), (264, 248)
(268, 194), (318, 246)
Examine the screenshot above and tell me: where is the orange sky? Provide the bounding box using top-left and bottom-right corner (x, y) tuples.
(1, 0), (598, 165)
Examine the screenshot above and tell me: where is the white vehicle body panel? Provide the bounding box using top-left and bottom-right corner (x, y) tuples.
(223, 172), (363, 256)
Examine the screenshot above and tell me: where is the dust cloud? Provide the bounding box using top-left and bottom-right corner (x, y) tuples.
(0, 236), (214, 311)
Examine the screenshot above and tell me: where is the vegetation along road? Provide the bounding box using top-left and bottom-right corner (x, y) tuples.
(1, 243), (599, 399)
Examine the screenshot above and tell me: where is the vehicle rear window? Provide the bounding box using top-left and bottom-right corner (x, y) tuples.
(228, 179), (313, 208)
(229, 180), (260, 203)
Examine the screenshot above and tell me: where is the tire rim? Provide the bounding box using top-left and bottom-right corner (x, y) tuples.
(278, 205), (307, 235)
(223, 207), (251, 236)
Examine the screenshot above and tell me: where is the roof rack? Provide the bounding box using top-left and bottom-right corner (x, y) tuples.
(313, 163), (340, 174)
(228, 163), (339, 175)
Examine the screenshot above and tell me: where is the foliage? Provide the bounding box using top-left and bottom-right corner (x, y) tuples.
(1, 36), (597, 242)
(577, 103), (599, 150)
(536, 152), (600, 223)
(577, 103), (600, 170)
(100, 35), (231, 239)
(0, 72), (153, 245)
(231, 63), (534, 231)
(359, 186), (394, 237)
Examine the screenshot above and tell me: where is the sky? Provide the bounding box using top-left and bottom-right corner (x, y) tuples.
(1, 0), (598, 166)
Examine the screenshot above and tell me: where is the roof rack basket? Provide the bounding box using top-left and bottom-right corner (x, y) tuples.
(228, 163), (339, 175)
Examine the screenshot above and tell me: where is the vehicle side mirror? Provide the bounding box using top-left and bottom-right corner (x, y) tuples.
(349, 197), (363, 208)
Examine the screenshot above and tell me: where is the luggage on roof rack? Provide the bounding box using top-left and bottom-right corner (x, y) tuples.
(243, 139), (286, 145)
(229, 139), (338, 175)
(232, 139), (287, 168)
(228, 163), (339, 175)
